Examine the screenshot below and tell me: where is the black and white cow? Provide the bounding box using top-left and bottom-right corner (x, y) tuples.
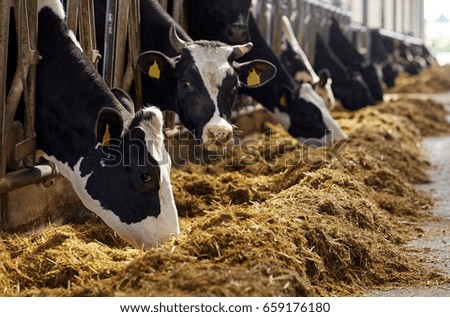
(186, 0), (251, 45)
(370, 29), (399, 88)
(328, 18), (384, 102)
(35, 0), (178, 249)
(314, 33), (376, 111)
(184, 3), (346, 146)
(279, 15), (336, 110)
(93, 0), (275, 147)
(378, 33), (422, 76)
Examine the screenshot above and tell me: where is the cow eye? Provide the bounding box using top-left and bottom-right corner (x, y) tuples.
(182, 80), (191, 89)
(140, 173), (152, 183)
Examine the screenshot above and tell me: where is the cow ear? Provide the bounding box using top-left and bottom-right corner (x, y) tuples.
(96, 108), (124, 147)
(234, 59), (277, 88)
(111, 88), (135, 115)
(317, 69), (331, 88)
(137, 51), (176, 81)
(275, 85), (293, 109)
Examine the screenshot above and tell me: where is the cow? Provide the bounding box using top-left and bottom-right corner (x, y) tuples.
(34, 0), (179, 249)
(399, 41), (424, 75)
(93, 0), (275, 148)
(279, 15), (335, 110)
(186, 0), (251, 45)
(183, 3), (346, 146)
(314, 33), (376, 111)
(378, 32), (422, 76)
(370, 29), (399, 88)
(328, 18), (384, 102)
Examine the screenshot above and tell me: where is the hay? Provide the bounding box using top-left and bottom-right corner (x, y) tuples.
(387, 64), (450, 94)
(1, 95), (450, 297)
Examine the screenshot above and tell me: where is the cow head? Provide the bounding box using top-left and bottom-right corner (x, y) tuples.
(272, 83), (346, 146)
(380, 57), (399, 88)
(358, 61), (384, 102)
(382, 63), (398, 88)
(197, 0), (252, 44)
(331, 70), (376, 111)
(138, 26), (276, 148)
(57, 90), (179, 250)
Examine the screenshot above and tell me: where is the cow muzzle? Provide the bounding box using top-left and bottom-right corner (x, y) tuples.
(202, 124), (233, 151)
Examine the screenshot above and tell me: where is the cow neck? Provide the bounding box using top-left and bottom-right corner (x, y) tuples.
(138, 0), (193, 113)
(238, 14), (298, 112)
(36, 8), (128, 168)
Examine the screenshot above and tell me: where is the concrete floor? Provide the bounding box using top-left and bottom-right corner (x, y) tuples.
(368, 92), (450, 297)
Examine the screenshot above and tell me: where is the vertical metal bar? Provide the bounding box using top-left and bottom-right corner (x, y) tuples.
(113, 0), (129, 89)
(271, 0), (282, 56)
(23, 0), (38, 167)
(66, 0), (79, 33)
(362, 0), (368, 26)
(103, 0), (118, 87)
(393, 0), (397, 32)
(128, 0), (142, 109)
(0, 0), (11, 229)
(297, 0), (306, 49)
(87, 0), (100, 67)
(79, 0), (95, 66)
(172, 0), (188, 30)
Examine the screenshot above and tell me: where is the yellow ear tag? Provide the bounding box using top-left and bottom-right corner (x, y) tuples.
(102, 124), (111, 147)
(149, 60), (160, 79)
(279, 94), (287, 107)
(247, 68), (261, 86)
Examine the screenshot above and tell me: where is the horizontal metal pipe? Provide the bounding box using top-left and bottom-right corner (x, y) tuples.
(0, 164), (58, 194)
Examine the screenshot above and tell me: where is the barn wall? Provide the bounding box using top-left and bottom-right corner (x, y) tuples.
(348, 0), (424, 39)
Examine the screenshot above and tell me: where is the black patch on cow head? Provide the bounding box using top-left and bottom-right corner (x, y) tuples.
(202, 0), (252, 44)
(280, 40), (308, 78)
(332, 75), (376, 111)
(276, 85), (327, 140)
(359, 63), (384, 102)
(81, 108), (164, 224)
(382, 62), (398, 88)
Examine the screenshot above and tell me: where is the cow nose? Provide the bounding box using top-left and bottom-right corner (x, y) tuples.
(203, 125), (233, 149)
(226, 24), (248, 44)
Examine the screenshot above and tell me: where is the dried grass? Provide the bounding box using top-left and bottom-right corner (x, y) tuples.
(1, 92), (450, 297)
(387, 64), (450, 94)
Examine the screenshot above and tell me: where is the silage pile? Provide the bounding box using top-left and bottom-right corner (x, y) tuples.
(387, 64), (450, 94)
(1, 97), (450, 297)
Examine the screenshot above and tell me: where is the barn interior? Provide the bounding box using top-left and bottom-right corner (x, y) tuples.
(1, 0), (450, 297)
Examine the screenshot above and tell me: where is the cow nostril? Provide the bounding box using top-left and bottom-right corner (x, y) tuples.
(206, 128), (215, 139)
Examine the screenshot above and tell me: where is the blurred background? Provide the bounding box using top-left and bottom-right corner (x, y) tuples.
(321, 0), (450, 65)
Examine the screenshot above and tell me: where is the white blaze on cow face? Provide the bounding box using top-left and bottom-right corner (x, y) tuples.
(299, 83), (346, 145)
(185, 43), (236, 147)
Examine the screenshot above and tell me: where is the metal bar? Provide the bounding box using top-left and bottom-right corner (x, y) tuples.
(128, 0), (142, 109)
(0, 164), (58, 194)
(87, 0), (100, 66)
(112, 0), (129, 89)
(103, 0), (118, 87)
(22, 0), (38, 167)
(271, 0), (282, 56)
(172, 0), (188, 30)
(0, 0), (11, 229)
(66, 0), (79, 33)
